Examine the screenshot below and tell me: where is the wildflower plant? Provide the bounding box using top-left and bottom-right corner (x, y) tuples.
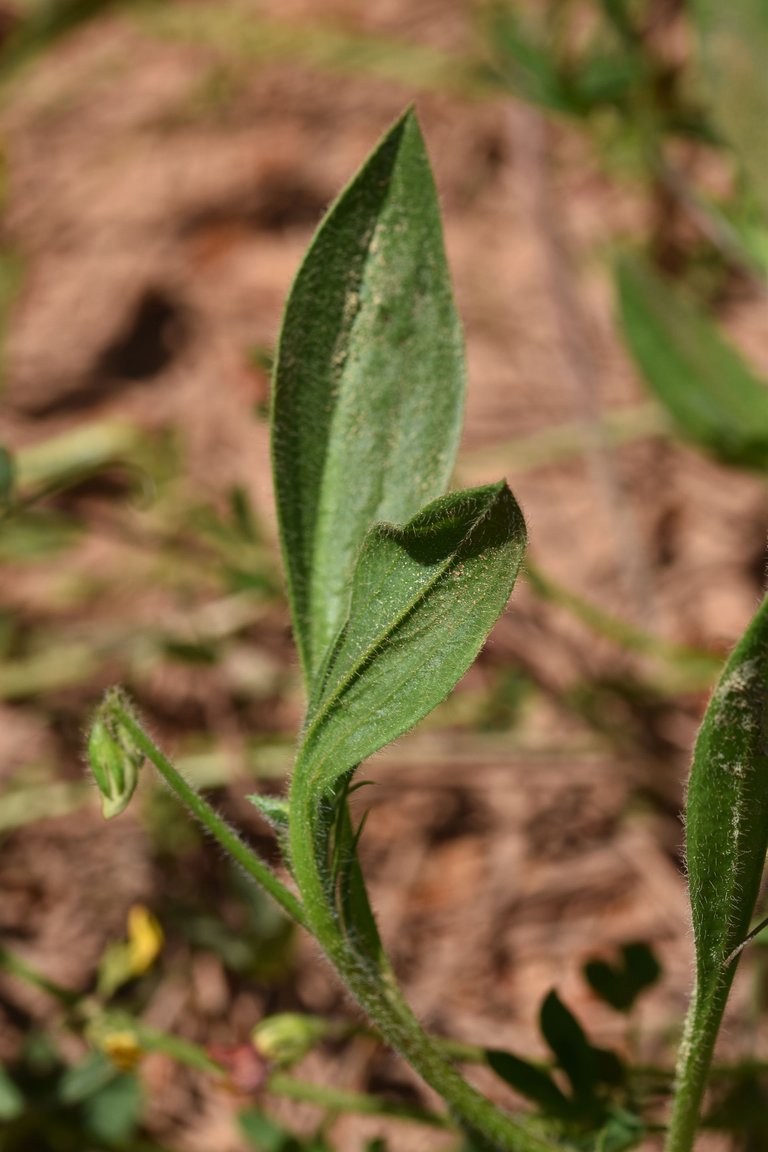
(87, 110), (768, 1152)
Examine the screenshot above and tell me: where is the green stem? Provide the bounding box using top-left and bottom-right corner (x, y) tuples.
(111, 703), (308, 930)
(267, 1073), (454, 1128)
(289, 784), (560, 1152)
(0, 944), (79, 1007)
(665, 975), (734, 1152)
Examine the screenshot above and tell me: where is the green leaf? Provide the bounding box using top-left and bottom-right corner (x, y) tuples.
(0, 446), (15, 507)
(592, 1107), (646, 1152)
(0, 1066), (23, 1120)
(486, 1050), (575, 1120)
(58, 1051), (116, 1104)
(617, 256), (768, 469)
(331, 780), (383, 964)
(692, 0), (768, 214)
(667, 596), (768, 1149)
(239, 1107), (301, 1152)
(686, 594), (768, 982)
(83, 1072), (142, 1143)
(583, 941), (661, 1013)
(539, 991), (596, 1104)
(272, 109), (466, 688)
(249, 793), (290, 834)
(295, 482), (526, 794)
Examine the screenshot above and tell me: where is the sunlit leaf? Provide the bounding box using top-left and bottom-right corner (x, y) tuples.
(272, 109), (465, 687)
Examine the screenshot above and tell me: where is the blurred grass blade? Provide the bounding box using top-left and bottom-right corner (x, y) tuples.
(667, 596), (768, 1151)
(617, 257), (768, 469)
(272, 110), (466, 688)
(14, 420), (149, 495)
(295, 483), (526, 793)
(692, 0), (768, 214)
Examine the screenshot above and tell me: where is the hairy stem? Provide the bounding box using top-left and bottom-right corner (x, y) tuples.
(665, 975), (734, 1152)
(111, 702), (307, 929)
(289, 784), (561, 1152)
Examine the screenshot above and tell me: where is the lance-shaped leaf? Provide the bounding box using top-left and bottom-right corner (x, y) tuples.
(617, 257), (768, 470)
(687, 595), (768, 981)
(292, 483), (525, 794)
(272, 110), (466, 687)
(668, 596), (768, 1152)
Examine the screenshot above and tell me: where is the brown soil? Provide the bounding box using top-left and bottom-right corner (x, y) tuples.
(1, 2), (766, 1150)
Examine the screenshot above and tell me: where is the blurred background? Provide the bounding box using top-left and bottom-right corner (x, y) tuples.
(0, 1), (767, 1149)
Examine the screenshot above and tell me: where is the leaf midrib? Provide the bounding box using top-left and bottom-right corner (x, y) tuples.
(296, 494), (503, 791)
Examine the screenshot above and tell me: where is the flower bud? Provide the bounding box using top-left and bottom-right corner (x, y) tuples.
(87, 713), (142, 820)
(251, 1013), (330, 1067)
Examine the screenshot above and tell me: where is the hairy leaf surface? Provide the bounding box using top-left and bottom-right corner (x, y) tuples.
(294, 483), (526, 793)
(617, 257), (768, 469)
(686, 595), (768, 981)
(272, 110), (465, 687)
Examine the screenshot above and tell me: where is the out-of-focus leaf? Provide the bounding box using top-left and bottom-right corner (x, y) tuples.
(239, 1107), (300, 1152)
(692, 0), (768, 213)
(58, 1051), (116, 1104)
(486, 1049), (575, 1120)
(484, 4), (639, 117)
(617, 256), (768, 469)
(539, 991), (596, 1104)
(82, 1070), (141, 1142)
(584, 941), (661, 1012)
(0, 1066), (24, 1120)
(0, 445), (15, 506)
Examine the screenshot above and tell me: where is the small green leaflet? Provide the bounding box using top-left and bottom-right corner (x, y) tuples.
(272, 109), (466, 689)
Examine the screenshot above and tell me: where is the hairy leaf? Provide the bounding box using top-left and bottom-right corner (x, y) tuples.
(667, 596), (768, 1149)
(617, 257), (768, 469)
(272, 109), (465, 687)
(686, 595), (768, 982)
(294, 482), (526, 793)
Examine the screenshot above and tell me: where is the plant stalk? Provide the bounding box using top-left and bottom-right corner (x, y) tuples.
(665, 975), (735, 1152)
(111, 703), (307, 929)
(289, 784), (561, 1152)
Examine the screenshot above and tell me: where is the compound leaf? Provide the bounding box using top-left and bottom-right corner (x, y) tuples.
(272, 109), (465, 688)
(617, 257), (768, 469)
